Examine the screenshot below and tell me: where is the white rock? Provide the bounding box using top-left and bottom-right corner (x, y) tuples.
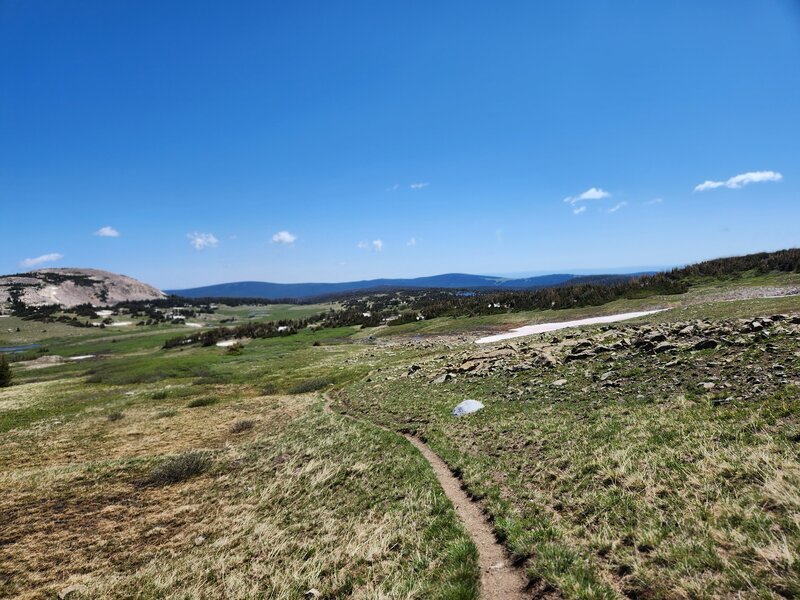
(452, 399), (484, 417)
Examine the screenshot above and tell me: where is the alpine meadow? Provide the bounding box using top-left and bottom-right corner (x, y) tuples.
(2, 3), (799, 599)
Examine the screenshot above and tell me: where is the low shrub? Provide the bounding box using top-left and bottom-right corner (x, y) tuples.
(288, 377), (333, 395)
(143, 452), (211, 486)
(187, 397), (218, 408)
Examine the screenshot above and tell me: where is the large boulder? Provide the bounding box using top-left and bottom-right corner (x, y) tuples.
(452, 399), (484, 417)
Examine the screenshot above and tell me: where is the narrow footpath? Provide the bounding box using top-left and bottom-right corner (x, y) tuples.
(323, 393), (531, 599)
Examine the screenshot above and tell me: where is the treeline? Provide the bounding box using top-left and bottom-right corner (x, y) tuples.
(669, 248), (800, 278)
(152, 246), (800, 349)
(162, 317), (322, 349)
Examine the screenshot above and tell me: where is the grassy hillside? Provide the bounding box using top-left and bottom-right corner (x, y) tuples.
(1, 255), (799, 599)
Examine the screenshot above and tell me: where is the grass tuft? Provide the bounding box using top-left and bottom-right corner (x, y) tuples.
(229, 419), (255, 433)
(142, 452), (212, 486)
(288, 377), (333, 394)
(187, 396), (218, 408)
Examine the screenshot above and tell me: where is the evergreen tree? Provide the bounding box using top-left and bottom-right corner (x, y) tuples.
(0, 354), (11, 388)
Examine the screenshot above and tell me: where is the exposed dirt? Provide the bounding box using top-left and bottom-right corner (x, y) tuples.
(324, 392), (535, 599)
(403, 434), (533, 599)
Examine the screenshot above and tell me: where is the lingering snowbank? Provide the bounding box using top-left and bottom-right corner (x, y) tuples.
(476, 310), (666, 344)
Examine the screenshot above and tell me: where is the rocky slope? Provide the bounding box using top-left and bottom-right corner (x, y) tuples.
(0, 268), (166, 308)
(397, 312), (800, 404)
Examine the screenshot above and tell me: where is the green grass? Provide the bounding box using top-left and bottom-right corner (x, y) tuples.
(336, 296), (800, 599)
(2, 282), (799, 599)
(0, 313), (479, 598)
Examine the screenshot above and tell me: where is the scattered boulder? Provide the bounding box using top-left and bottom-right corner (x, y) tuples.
(653, 342), (678, 353)
(552, 379), (568, 387)
(432, 372), (454, 384)
(452, 399), (484, 417)
(693, 339), (718, 351)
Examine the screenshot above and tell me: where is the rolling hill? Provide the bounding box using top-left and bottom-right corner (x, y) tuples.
(167, 272), (644, 300)
(0, 268), (166, 308)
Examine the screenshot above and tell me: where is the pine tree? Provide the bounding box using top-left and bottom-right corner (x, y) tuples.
(0, 354), (11, 388)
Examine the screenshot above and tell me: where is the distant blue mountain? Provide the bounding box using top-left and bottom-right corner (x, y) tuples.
(166, 272), (646, 300)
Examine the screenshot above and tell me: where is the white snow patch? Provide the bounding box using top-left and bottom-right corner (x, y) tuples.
(185, 323), (203, 328)
(476, 310), (667, 344)
(108, 321), (133, 327)
(452, 399), (484, 417)
(70, 355), (96, 361)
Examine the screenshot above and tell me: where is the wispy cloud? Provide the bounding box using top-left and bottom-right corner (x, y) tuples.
(694, 170), (783, 192)
(407, 237), (417, 247)
(643, 198), (663, 206)
(607, 201), (628, 213)
(94, 226), (119, 237)
(187, 232), (219, 250)
(358, 239), (383, 252)
(563, 187), (610, 206)
(572, 206), (587, 215)
(20, 252), (63, 268)
(386, 183), (400, 192)
(271, 230), (297, 245)
(410, 182), (429, 190)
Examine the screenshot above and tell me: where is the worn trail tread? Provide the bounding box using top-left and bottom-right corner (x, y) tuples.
(323, 393), (531, 599)
(402, 434), (531, 600)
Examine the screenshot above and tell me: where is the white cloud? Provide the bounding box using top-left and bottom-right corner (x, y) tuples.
(94, 226), (119, 237)
(572, 206), (587, 215)
(410, 182), (429, 190)
(407, 237), (417, 247)
(20, 252), (63, 268)
(608, 201), (628, 213)
(386, 183), (400, 192)
(694, 170), (783, 192)
(187, 232), (219, 250)
(357, 239), (383, 252)
(643, 198), (663, 206)
(563, 187), (611, 206)
(271, 230), (297, 245)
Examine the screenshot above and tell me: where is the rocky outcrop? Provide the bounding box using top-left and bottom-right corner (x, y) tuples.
(424, 313), (800, 383)
(0, 268), (166, 308)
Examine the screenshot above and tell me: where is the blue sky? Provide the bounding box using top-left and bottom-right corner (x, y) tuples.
(1, 1), (798, 288)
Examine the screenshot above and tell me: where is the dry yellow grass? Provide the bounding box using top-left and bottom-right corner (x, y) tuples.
(1, 376), (477, 599)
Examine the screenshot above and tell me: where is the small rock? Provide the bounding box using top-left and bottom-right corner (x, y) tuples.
(653, 342), (678, 353)
(305, 589), (321, 599)
(552, 379), (567, 387)
(693, 339), (718, 350)
(600, 371), (614, 381)
(432, 373), (454, 384)
(194, 535), (206, 546)
(699, 382), (716, 390)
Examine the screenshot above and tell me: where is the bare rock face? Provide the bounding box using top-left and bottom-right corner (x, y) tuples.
(0, 268), (166, 307)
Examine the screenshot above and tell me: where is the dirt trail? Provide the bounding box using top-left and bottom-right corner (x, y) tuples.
(402, 434), (531, 599)
(323, 393), (531, 599)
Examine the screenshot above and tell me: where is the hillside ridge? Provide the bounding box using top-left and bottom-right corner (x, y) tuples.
(0, 268), (166, 308)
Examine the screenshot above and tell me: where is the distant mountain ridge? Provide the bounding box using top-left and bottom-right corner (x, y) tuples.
(167, 272), (647, 300)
